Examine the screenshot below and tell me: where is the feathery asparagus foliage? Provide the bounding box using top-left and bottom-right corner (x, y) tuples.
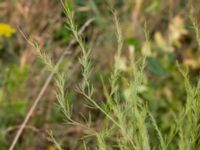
(176, 65), (200, 150)
(31, 2), (200, 150)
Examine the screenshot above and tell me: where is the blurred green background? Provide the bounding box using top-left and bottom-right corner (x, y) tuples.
(0, 0), (200, 149)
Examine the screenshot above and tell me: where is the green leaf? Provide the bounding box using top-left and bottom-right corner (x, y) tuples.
(7, 100), (28, 117)
(126, 37), (141, 51)
(146, 57), (169, 76)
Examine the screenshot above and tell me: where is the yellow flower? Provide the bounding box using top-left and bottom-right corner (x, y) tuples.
(0, 23), (16, 38)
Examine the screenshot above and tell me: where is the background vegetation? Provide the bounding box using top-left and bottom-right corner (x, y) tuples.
(0, 0), (200, 149)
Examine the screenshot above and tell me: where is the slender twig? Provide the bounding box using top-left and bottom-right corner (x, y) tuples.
(9, 18), (95, 150)
(5, 125), (41, 134)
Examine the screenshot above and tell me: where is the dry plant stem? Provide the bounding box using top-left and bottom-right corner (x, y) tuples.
(5, 125), (40, 134)
(9, 18), (95, 150)
(131, 0), (143, 34)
